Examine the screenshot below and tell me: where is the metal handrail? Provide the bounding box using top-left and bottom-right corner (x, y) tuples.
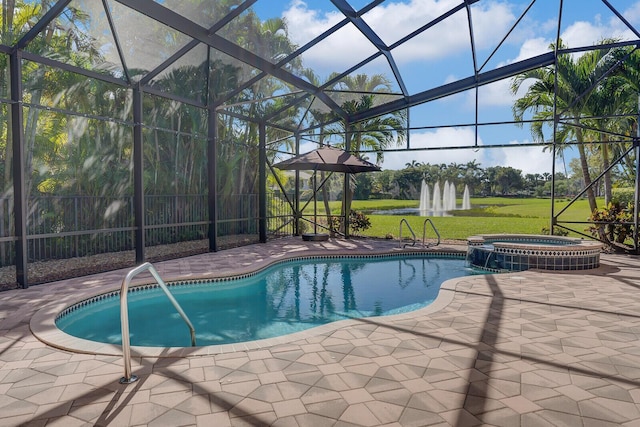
(119, 262), (196, 384)
(399, 218), (417, 248)
(422, 218), (441, 247)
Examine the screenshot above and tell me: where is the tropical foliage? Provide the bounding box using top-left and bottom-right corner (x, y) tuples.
(0, 1), (637, 278)
(511, 40), (639, 248)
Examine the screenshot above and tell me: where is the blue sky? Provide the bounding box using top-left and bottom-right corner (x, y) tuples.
(251, 0), (640, 174)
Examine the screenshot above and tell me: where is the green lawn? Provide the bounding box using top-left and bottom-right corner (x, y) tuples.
(361, 215), (549, 240)
(306, 197), (597, 240)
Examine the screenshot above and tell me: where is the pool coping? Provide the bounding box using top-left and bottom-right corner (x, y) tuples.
(30, 248), (471, 358)
(467, 233), (603, 251)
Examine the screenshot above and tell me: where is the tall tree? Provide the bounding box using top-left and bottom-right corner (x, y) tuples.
(326, 74), (407, 223)
(337, 93), (406, 218)
(611, 47), (640, 186)
(511, 40), (619, 213)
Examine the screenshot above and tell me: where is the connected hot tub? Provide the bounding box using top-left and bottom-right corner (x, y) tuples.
(467, 234), (603, 272)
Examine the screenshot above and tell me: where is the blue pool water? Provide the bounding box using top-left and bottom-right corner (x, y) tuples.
(57, 255), (482, 347)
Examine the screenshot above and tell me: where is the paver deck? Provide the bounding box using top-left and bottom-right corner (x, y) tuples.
(1, 236), (640, 426)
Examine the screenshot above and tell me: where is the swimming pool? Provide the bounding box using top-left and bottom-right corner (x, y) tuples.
(55, 254), (482, 348)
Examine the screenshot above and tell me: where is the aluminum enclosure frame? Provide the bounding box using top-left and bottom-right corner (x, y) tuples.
(1, 0), (639, 287)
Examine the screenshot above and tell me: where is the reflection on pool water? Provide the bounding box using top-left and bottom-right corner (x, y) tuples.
(56, 255), (484, 347)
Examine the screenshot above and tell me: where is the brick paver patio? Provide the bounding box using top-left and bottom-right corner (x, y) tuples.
(1, 237), (639, 426)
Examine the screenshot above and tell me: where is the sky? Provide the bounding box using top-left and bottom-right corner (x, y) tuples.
(251, 0), (640, 174)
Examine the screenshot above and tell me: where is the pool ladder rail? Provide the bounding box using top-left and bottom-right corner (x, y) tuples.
(119, 262), (197, 384)
(399, 218), (441, 248)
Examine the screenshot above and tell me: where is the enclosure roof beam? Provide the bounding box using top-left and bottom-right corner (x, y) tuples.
(14, 0), (72, 50)
(348, 51), (555, 123)
(139, 0), (258, 86)
(20, 51), (128, 87)
(331, 0), (409, 96)
(114, 0), (346, 118)
(603, 0), (640, 39)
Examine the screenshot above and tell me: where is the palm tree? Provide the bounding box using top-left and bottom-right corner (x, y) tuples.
(462, 160), (483, 194)
(582, 71), (630, 205)
(611, 47), (640, 184)
(319, 73), (407, 227)
(300, 69), (339, 222)
(511, 40), (619, 213)
(331, 74), (406, 161)
(3, 3), (101, 199)
(338, 93), (406, 219)
(405, 160), (420, 168)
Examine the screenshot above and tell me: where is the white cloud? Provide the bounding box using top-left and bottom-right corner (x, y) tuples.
(283, 2), (374, 70)
(381, 128), (558, 174)
(278, 1), (640, 175)
(513, 37), (550, 62)
(476, 79), (513, 107)
(482, 141), (562, 175)
(525, 10), (639, 56)
(624, 2), (640, 23)
(282, 0), (343, 46)
(381, 127), (482, 169)
(283, 0), (516, 70)
(460, 37), (548, 108)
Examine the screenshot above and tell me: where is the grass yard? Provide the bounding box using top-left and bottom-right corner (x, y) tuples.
(361, 215), (549, 241)
(305, 197), (597, 240)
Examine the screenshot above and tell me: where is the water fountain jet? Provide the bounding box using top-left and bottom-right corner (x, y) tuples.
(418, 179), (431, 215)
(417, 181), (471, 216)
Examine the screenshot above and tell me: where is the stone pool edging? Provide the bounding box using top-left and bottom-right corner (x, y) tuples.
(30, 246), (468, 359)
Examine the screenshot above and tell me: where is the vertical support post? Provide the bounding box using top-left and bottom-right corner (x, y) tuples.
(633, 141), (640, 252)
(634, 95), (640, 252)
(343, 122), (351, 238)
(208, 109), (218, 251)
(132, 85), (145, 263)
(550, 0), (564, 236)
(258, 122), (267, 243)
(550, 143), (557, 234)
(406, 108), (411, 149)
(9, 50), (28, 288)
(294, 132), (300, 235)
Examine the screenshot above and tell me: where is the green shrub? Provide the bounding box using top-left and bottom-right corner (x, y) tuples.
(541, 225), (569, 236)
(612, 188), (636, 207)
(349, 211), (372, 235)
(328, 211), (372, 236)
(298, 219), (309, 234)
(588, 201), (633, 245)
(329, 215), (341, 235)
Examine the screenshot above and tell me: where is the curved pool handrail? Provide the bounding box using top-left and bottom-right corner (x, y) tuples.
(422, 218), (441, 247)
(399, 218), (417, 248)
(119, 262), (196, 384)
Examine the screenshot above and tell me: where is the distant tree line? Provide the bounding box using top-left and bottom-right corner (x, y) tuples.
(350, 161), (582, 201)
